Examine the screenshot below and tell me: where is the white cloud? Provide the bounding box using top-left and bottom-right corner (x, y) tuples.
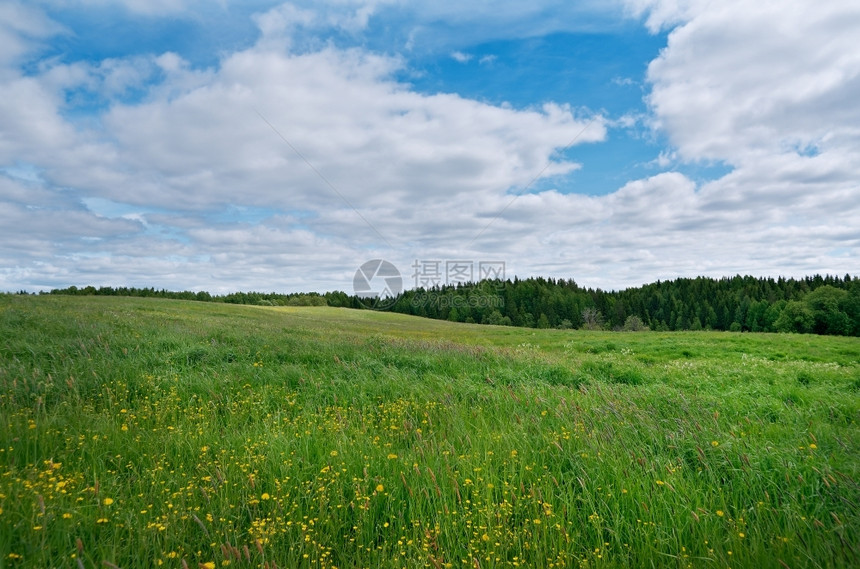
(623, 0), (707, 32)
(71, 45), (604, 222)
(638, 0), (860, 164)
(450, 51), (471, 63)
(0, 2), (64, 68)
(0, 74), (79, 164)
(574, 0), (860, 285)
(0, 1), (858, 293)
(0, 4), (610, 291)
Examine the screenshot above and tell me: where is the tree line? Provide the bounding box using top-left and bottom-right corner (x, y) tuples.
(40, 273), (859, 336)
(383, 274), (860, 336)
(43, 286), (332, 307)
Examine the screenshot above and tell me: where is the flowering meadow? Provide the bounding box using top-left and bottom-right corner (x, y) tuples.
(1, 295), (858, 568)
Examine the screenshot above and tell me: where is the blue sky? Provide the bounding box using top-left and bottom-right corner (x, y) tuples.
(1, 1), (858, 293)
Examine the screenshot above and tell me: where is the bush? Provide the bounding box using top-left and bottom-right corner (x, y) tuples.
(623, 315), (649, 331)
(580, 307), (604, 331)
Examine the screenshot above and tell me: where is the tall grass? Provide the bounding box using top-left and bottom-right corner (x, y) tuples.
(1, 296), (858, 568)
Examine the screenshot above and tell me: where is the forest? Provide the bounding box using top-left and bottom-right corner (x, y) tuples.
(42, 273), (859, 335)
(381, 274), (859, 335)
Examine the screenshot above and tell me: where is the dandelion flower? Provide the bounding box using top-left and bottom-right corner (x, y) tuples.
(711, 441), (719, 447)
(261, 493), (270, 500)
(387, 453), (398, 459)
(376, 484), (385, 493)
(103, 498), (114, 506)
(716, 510), (724, 517)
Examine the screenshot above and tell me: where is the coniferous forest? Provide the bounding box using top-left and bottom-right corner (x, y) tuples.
(40, 273), (860, 336)
(384, 274), (860, 335)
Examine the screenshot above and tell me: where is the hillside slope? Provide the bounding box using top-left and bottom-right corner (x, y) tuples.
(1, 296), (858, 567)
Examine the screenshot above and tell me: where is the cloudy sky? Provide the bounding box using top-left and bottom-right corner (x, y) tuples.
(1, 0), (858, 294)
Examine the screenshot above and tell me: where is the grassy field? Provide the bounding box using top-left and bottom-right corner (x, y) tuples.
(1, 295), (858, 568)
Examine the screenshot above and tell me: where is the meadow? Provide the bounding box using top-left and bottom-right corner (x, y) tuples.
(1, 295), (858, 568)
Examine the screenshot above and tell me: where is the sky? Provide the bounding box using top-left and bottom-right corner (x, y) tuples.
(1, 0), (858, 295)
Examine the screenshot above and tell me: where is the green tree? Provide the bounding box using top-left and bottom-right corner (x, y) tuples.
(774, 301), (814, 333)
(536, 313), (550, 329)
(485, 310), (511, 326)
(805, 286), (851, 335)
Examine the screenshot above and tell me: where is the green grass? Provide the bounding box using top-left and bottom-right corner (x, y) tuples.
(1, 295), (858, 568)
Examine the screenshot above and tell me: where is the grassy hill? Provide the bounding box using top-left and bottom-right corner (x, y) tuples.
(1, 295), (858, 568)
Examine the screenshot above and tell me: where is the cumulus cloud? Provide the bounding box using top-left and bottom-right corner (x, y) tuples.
(0, 1), (858, 293)
(58, 44), (603, 232)
(561, 0), (860, 284)
(0, 3), (609, 291)
(640, 0), (860, 164)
